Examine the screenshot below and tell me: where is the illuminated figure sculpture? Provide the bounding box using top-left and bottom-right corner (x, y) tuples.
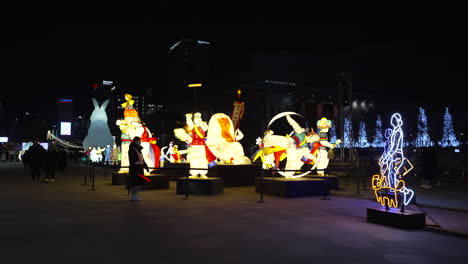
(372, 113), (415, 208)
(89, 147), (101, 163)
(134, 117), (160, 172)
(116, 119), (135, 172)
(104, 145), (111, 164)
(116, 94), (160, 174)
(161, 141), (187, 163)
(315, 117), (341, 176)
(206, 113), (251, 165)
(111, 144), (120, 165)
(82, 99), (114, 150)
(253, 112), (335, 179)
(174, 113), (217, 178)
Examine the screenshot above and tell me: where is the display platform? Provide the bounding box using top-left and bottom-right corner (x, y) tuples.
(367, 207), (425, 229)
(176, 177), (224, 195)
(112, 172), (128, 185)
(255, 177), (329, 198)
(305, 174), (339, 190)
(158, 163), (190, 181)
(141, 174), (170, 190)
(209, 164), (261, 187)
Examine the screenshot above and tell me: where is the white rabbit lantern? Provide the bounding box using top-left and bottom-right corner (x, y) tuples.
(83, 98), (114, 151)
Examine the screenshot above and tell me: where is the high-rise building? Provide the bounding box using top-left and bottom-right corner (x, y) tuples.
(168, 38), (211, 90)
(57, 97), (74, 138)
(72, 115), (87, 141)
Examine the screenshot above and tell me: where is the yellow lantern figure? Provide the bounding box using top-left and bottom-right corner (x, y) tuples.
(121, 94), (139, 118)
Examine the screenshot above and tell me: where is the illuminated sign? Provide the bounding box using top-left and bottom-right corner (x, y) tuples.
(60, 99), (73, 103)
(372, 113), (415, 208)
(103, 80), (113, 85)
(264, 80), (296, 86)
(188, 83), (202, 88)
(60, 122), (71, 136)
(0, 137), (8, 143)
(22, 142), (48, 150)
(197, 40), (210, 45)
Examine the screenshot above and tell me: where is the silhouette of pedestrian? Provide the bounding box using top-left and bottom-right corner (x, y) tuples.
(23, 139), (46, 183)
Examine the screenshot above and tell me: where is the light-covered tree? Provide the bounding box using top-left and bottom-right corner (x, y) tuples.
(330, 122), (337, 144)
(414, 107), (434, 147)
(372, 115), (385, 147)
(357, 121), (370, 148)
(439, 107), (460, 147)
(343, 118), (353, 148)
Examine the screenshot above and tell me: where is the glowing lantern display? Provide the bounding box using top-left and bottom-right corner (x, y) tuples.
(116, 94), (160, 174)
(252, 112), (340, 179)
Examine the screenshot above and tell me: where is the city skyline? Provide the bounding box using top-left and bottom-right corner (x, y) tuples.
(1, 19), (467, 138)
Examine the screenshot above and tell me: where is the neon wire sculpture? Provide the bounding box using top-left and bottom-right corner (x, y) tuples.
(372, 113), (414, 208)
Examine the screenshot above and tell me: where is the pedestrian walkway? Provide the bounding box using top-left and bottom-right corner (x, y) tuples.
(1, 162), (468, 264)
(331, 174), (468, 235)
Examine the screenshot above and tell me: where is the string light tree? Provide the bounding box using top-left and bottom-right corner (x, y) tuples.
(367, 113), (425, 229)
(357, 120), (370, 148)
(343, 118), (353, 149)
(439, 107), (460, 147)
(371, 115), (385, 148)
(330, 122), (338, 145)
(414, 107), (434, 147)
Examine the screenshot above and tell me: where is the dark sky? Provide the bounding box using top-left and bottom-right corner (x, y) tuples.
(1, 10), (467, 127)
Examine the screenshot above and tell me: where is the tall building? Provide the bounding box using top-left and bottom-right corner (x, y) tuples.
(57, 97), (74, 139)
(168, 38), (211, 91)
(72, 115), (87, 141)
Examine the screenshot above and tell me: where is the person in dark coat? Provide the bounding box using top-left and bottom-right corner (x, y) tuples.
(128, 136), (149, 201)
(58, 148), (67, 171)
(44, 146), (59, 183)
(23, 139), (47, 183)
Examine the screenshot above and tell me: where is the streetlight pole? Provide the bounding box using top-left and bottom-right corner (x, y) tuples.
(347, 73), (353, 163)
(338, 74), (344, 162)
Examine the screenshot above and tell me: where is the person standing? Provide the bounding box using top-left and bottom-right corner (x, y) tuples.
(24, 139), (46, 183)
(128, 136), (149, 201)
(44, 146), (59, 183)
(58, 148), (67, 171)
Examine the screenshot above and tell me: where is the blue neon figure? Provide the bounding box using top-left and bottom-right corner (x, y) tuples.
(372, 113), (414, 208)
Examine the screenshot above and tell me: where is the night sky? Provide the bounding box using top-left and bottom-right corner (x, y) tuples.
(1, 10), (467, 133)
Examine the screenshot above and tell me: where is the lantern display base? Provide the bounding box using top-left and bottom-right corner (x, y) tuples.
(255, 177), (329, 198)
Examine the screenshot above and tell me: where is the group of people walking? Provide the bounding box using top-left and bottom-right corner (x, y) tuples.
(22, 139), (67, 183)
(20, 137), (144, 202)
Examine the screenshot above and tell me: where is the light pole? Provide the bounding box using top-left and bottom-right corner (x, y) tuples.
(338, 72), (353, 162)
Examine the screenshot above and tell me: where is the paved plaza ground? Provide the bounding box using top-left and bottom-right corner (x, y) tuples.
(1, 162), (468, 264)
